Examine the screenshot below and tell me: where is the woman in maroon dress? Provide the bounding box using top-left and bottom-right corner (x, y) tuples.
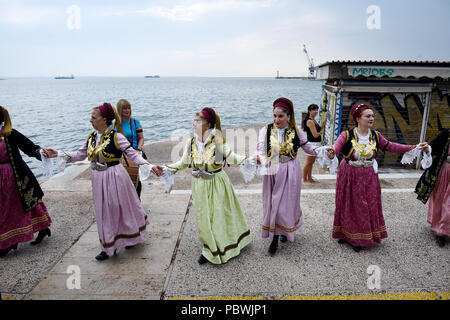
(327, 104), (429, 252)
(0, 106), (53, 257)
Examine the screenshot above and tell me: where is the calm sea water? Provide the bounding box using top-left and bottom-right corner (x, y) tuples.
(0, 77), (323, 177)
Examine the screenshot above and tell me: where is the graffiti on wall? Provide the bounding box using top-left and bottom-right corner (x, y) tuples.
(337, 88), (450, 166)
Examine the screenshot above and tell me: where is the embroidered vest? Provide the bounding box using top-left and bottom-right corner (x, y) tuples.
(86, 129), (123, 162)
(265, 123), (301, 160)
(341, 128), (380, 160)
(188, 135), (225, 171)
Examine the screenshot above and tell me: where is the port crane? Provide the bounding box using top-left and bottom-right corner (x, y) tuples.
(302, 44), (316, 78)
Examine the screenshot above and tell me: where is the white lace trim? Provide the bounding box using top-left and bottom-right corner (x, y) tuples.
(401, 145), (433, 169)
(138, 163), (154, 181)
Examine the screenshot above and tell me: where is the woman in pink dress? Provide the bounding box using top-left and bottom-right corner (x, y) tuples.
(255, 98), (319, 255)
(0, 106), (53, 257)
(327, 104), (429, 252)
(415, 128), (449, 247)
(46, 103), (162, 261)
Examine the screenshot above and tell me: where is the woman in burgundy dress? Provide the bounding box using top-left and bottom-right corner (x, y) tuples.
(0, 106), (53, 257)
(327, 104), (429, 252)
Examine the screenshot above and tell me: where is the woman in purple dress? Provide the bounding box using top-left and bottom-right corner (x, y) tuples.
(0, 106), (53, 257)
(327, 104), (429, 252)
(255, 98), (319, 255)
(46, 103), (162, 261)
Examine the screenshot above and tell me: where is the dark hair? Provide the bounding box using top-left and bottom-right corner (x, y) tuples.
(200, 107), (216, 129)
(302, 104), (319, 130)
(0, 108), (3, 123)
(307, 104), (319, 113)
(273, 97), (293, 115)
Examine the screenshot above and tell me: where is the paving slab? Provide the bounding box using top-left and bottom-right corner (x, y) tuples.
(163, 192), (450, 299)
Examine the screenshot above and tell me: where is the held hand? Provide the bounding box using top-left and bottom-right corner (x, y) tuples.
(254, 155), (262, 165)
(42, 148), (58, 158)
(419, 142), (429, 153)
(152, 165), (164, 177)
(326, 146), (336, 159)
(322, 118), (327, 127)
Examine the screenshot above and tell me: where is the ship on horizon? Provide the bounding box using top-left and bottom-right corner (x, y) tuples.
(145, 75), (160, 78)
(55, 74), (75, 79)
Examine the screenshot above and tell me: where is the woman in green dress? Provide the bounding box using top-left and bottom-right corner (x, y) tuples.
(165, 107), (254, 265)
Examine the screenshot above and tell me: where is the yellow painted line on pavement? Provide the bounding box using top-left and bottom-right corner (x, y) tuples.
(1, 296), (14, 300)
(281, 292), (450, 300)
(170, 292), (449, 300)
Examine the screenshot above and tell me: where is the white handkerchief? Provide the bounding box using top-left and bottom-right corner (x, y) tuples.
(315, 146), (339, 174)
(160, 166), (176, 193)
(40, 150), (54, 178)
(240, 157), (259, 183)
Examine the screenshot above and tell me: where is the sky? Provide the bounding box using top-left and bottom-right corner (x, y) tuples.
(0, 0), (449, 77)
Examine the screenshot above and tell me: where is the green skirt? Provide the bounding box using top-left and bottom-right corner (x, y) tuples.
(191, 170), (251, 264)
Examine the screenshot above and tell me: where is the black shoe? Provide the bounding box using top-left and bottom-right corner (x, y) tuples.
(95, 251), (109, 261)
(280, 235), (288, 243)
(30, 228), (51, 245)
(198, 255), (208, 265)
(268, 235), (279, 254)
(125, 245), (135, 249)
(0, 244), (18, 257)
(338, 239), (361, 252)
(436, 236), (446, 247)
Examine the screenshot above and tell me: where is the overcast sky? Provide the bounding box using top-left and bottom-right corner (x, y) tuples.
(1, 0), (449, 77)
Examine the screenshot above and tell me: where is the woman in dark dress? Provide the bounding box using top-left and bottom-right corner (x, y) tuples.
(302, 104), (326, 183)
(0, 106), (53, 257)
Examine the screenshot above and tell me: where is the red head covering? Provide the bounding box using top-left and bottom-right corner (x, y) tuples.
(201, 107), (216, 124)
(273, 97), (293, 113)
(350, 103), (371, 122)
(98, 103), (115, 122)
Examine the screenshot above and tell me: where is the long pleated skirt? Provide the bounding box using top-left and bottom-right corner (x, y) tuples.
(427, 159), (450, 237)
(261, 159), (303, 242)
(0, 161), (51, 250)
(191, 170), (251, 265)
(332, 161), (387, 247)
(91, 164), (149, 256)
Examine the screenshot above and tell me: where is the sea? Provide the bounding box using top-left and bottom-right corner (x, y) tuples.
(0, 77), (323, 177)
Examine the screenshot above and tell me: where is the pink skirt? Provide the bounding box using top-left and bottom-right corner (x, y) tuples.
(262, 159), (303, 242)
(91, 163), (149, 256)
(332, 161), (387, 247)
(0, 163), (51, 250)
(427, 161), (450, 237)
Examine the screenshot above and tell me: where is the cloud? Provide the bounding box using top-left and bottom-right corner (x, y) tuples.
(138, 0), (276, 22)
(0, 2), (60, 26)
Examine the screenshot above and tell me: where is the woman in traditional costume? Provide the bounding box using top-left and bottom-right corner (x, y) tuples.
(255, 98), (321, 255)
(327, 104), (430, 252)
(46, 103), (162, 261)
(0, 106), (53, 257)
(164, 107), (253, 265)
(415, 128), (449, 247)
